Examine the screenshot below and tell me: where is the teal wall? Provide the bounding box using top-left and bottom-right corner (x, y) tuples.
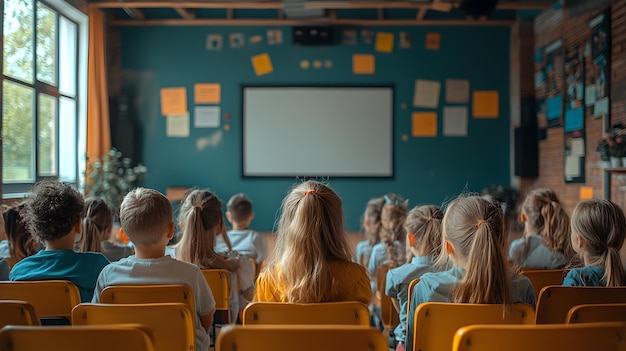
(119, 25), (511, 232)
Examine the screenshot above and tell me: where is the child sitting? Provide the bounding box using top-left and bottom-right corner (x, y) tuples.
(221, 193), (268, 268)
(92, 188), (216, 350)
(354, 197), (385, 267)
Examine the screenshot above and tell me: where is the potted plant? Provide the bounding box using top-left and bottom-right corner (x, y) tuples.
(597, 136), (611, 167)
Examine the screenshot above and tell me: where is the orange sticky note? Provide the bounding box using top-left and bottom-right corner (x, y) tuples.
(353, 54), (375, 74)
(160, 87), (187, 116)
(473, 91), (499, 118)
(425, 33), (441, 50)
(580, 186), (593, 200)
(251, 53), (273, 76)
(195, 83), (221, 104)
(412, 112), (437, 137)
(375, 32), (394, 53)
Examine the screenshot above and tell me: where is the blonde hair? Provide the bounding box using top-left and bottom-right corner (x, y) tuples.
(264, 180), (351, 303)
(119, 188), (172, 246)
(380, 194), (408, 268)
(405, 205), (443, 262)
(444, 196), (511, 305)
(79, 198), (113, 253)
(571, 199), (626, 287)
(175, 189), (238, 271)
(514, 188), (573, 266)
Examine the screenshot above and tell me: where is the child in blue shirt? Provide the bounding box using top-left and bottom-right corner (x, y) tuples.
(385, 205), (443, 351)
(563, 199), (626, 287)
(354, 197), (384, 267)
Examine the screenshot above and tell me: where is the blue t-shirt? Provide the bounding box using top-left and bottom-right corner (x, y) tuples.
(508, 234), (568, 269)
(354, 240), (372, 266)
(9, 249), (109, 302)
(563, 265), (605, 286)
(405, 266), (536, 351)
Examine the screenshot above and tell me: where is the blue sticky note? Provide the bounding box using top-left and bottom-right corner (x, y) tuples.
(546, 95), (562, 120)
(565, 107), (584, 132)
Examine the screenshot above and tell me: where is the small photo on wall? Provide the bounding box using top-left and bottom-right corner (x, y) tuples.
(360, 29), (374, 45)
(399, 32), (411, 48)
(206, 34), (223, 50)
(342, 29), (357, 45)
(229, 33), (245, 48)
(267, 29), (283, 45)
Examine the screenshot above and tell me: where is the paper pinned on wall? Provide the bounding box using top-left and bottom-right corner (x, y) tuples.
(445, 79), (470, 103)
(565, 155), (580, 177)
(413, 79), (441, 108)
(160, 87), (187, 116)
(251, 53), (273, 76)
(425, 33), (441, 50)
(375, 32), (394, 53)
(585, 85), (596, 106)
(194, 83), (221, 104)
(353, 54), (375, 74)
(166, 113), (190, 137)
(594, 97), (609, 116)
(412, 112), (437, 137)
(570, 138), (585, 156)
(579, 186), (593, 200)
(195, 106), (221, 128)
(473, 91), (499, 118)
(443, 106), (468, 137)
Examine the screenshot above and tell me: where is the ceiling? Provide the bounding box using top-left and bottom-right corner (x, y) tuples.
(89, 0), (556, 26)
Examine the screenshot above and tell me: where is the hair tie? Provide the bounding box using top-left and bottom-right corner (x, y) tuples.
(304, 189), (316, 196)
(193, 205), (203, 211)
(608, 246), (614, 250)
(384, 195), (405, 206)
(476, 219), (486, 228)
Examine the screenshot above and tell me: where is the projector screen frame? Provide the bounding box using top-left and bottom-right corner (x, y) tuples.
(241, 84), (395, 179)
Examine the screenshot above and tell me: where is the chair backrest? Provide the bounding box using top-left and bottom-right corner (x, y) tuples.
(375, 263), (399, 337)
(0, 324), (156, 351)
(406, 278), (420, 323)
(4, 257), (19, 269)
(72, 303), (194, 351)
(452, 322), (626, 351)
(413, 302), (535, 351)
(535, 286), (626, 324)
(567, 303), (626, 324)
(520, 269), (567, 302)
(0, 280), (81, 319)
(242, 301), (369, 326)
(201, 269), (231, 324)
(0, 300), (40, 328)
(99, 284), (195, 313)
(217, 325), (389, 351)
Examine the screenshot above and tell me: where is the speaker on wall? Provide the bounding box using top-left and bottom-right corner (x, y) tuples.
(514, 96), (539, 178)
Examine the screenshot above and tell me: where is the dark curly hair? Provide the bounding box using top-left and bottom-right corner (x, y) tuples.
(22, 180), (84, 242)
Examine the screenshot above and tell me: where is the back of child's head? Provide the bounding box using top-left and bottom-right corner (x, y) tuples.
(444, 195), (511, 305)
(405, 205), (443, 261)
(380, 194), (408, 267)
(119, 188), (172, 246)
(22, 180), (84, 242)
(226, 193), (253, 223)
(521, 188), (572, 255)
(363, 197), (385, 245)
(4, 203), (38, 259)
(571, 199), (626, 287)
(80, 197), (113, 253)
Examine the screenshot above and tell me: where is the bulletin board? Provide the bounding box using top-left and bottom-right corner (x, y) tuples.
(564, 43), (585, 183)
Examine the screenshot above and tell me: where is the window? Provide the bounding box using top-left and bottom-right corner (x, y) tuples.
(2, 0), (87, 194)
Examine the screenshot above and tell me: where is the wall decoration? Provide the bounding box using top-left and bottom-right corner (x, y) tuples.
(342, 29), (357, 45)
(589, 9), (611, 121)
(360, 29), (373, 45)
(399, 32), (411, 48)
(267, 29), (283, 45)
(206, 34), (223, 50)
(229, 33), (245, 48)
(536, 40), (563, 128)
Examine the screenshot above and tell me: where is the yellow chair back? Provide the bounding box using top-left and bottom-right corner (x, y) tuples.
(99, 284), (195, 312)
(375, 263), (399, 338)
(0, 300), (40, 328)
(536, 286), (626, 324)
(406, 277), (420, 324)
(243, 301), (369, 326)
(520, 269), (567, 302)
(201, 269), (231, 324)
(0, 280), (80, 319)
(567, 303), (626, 324)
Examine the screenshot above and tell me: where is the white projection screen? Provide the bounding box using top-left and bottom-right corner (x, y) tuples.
(242, 86), (394, 177)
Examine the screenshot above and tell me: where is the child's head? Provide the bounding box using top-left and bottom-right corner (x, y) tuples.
(226, 193), (254, 226)
(80, 197), (114, 253)
(4, 203), (39, 259)
(22, 180), (84, 243)
(405, 205), (443, 261)
(380, 194), (408, 267)
(362, 197), (385, 245)
(520, 188), (572, 255)
(571, 199), (626, 287)
(443, 195), (511, 305)
(119, 188), (173, 247)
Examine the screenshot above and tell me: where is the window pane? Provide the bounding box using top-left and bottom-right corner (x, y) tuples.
(3, 81), (34, 182)
(59, 16), (76, 96)
(59, 97), (76, 182)
(3, 0), (34, 83)
(36, 1), (57, 86)
(38, 93), (57, 176)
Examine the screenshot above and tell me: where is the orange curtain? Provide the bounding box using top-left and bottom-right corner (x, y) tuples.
(86, 5), (111, 161)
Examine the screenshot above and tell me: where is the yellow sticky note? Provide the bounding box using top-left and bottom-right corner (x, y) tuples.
(412, 112), (437, 137)
(160, 87), (187, 116)
(580, 186), (593, 200)
(473, 91), (499, 118)
(251, 53), (273, 76)
(425, 33), (441, 50)
(375, 32), (394, 53)
(353, 54), (375, 74)
(194, 83), (220, 104)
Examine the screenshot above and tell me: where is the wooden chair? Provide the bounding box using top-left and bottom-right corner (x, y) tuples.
(72, 303), (195, 351)
(535, 286), (626, 324)
(412, 302), (535, 351)
(0, 324), (156, 351)
(0, 300), (40, 328)
(567, 303), (626, 324)
(242, 301), (369, 326)
(520, 269), (567, 302)
(452, 322), (626, 351)
(217, 325), (389, 351)
(0, 280), (80, 322)
(375, 263), (399, 338)
(99, 284), (195, 313)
